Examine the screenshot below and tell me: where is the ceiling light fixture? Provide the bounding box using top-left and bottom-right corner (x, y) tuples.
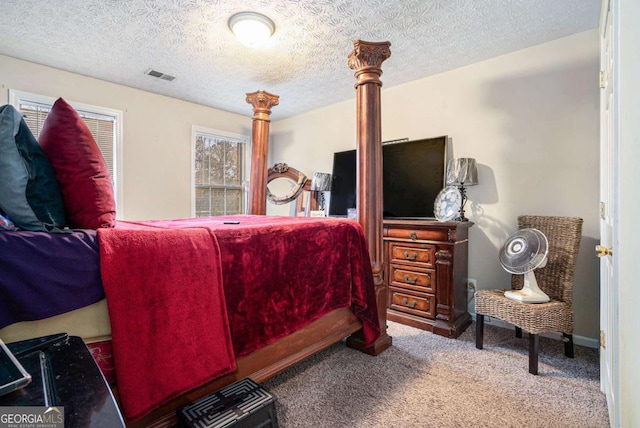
(228, 12), (275, 48)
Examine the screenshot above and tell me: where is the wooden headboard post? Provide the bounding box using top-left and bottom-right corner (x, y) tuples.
(346, 40), (393, 355)
(246, 90), (280, 215)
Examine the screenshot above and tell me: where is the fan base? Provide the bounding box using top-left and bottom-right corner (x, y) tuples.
(504, 289), (550, 304)
(504, 270), (550, 304)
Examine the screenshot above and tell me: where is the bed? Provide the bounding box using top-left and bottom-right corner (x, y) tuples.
(0, 40), (392, 427)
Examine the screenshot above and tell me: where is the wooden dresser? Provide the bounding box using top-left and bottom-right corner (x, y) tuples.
(383, 219), (472, 338)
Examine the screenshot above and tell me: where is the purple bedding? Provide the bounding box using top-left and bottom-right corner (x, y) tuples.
(0, 229), (104, 329)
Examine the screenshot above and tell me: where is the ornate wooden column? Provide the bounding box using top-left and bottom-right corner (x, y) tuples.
(246, 90), (279, 215)
(346, 40), (392, 355)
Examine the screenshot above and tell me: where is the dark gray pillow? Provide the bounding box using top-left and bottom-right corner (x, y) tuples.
(0, 104), (65, 230)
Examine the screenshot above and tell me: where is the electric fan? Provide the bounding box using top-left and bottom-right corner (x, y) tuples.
(499, 228), (550, 303)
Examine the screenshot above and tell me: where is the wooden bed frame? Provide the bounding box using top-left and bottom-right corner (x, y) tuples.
(128, 40), (392, 428)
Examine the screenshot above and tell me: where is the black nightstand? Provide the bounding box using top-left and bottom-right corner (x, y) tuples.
(0, 333), (124, 428)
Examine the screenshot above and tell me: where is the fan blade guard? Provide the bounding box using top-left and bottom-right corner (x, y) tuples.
(499, 228), (548, 274)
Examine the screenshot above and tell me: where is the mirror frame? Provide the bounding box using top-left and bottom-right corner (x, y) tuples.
(266, 163), (308, 205)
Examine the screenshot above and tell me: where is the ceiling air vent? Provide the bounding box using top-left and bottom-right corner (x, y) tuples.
(144, 68), (176, 81)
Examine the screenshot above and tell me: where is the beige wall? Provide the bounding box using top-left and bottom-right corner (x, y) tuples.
(270, 30), (601, 342)
(0, 54), (252, 220)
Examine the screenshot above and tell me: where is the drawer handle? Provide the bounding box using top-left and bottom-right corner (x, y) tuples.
(410, 231), (417, 240)
(403, 274), (419, 284)
(403, 251), (418, 261)
(403, 298), (418, 308)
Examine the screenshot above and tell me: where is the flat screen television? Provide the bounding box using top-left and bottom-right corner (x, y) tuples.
(328, 136), (448, 219)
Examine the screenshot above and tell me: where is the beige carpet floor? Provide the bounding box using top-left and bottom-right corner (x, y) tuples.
(263, 321), (609, 428)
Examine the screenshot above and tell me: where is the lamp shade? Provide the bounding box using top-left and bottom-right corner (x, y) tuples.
(228, 12), (275, 48)
(446, 158), (478, 186)
(310, 172), (331, 191)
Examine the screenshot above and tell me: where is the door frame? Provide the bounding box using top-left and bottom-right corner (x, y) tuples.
(612, 0), (640, 426)
(598, 0), (619, 425)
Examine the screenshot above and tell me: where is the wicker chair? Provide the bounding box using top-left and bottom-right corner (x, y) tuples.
(475, 215), (583, 375)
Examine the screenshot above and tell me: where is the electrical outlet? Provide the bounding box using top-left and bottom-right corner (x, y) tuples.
(467, 279), (477, 291)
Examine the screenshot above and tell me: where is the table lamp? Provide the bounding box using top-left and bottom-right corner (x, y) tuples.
(306, 172), (331, 216)
(446, 158), (478, 221)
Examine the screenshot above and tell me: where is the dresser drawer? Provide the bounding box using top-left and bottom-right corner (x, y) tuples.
(389, 266), (435, 293)
(389, 243), (436, 268)
(388, 287), (436, 319)
(385, 226), (451, 242)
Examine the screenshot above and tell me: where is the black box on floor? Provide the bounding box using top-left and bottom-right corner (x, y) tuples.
(178, 378), (278, 428)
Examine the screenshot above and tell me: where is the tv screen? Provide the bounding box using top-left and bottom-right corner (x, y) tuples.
(328, 136), (447, 218)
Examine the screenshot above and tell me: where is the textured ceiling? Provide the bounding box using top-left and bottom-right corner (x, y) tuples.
(0, 0), (600, 121)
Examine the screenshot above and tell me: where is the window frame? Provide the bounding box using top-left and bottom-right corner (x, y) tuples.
(191, 126), (251, 217)
(8, 89), (125, 218)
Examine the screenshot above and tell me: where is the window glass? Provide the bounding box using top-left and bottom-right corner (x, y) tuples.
(193, 128), (248, 217)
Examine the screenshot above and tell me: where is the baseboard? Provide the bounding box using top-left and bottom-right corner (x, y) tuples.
(470, 314), (599, 349)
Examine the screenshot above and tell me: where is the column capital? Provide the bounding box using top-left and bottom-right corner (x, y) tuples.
(348, 40), (391, 87)
(246, 90), (280, 121)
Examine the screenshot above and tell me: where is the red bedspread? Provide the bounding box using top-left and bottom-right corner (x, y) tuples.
(97, 225), (236, 422)
(99, 215), (380, 422)
(127, 215), (381, 354)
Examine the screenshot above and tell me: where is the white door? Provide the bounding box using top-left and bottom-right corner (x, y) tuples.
(598, 0), (618, 425)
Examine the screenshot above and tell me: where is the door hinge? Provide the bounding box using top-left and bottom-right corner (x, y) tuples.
(600, 202), (606, 220)
(599, 70), (606, 89)
(600, 330), (606, 348)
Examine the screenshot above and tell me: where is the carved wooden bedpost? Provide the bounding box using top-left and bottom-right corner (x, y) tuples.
(346, 40), (393, 355)
(246, 90), (280, 215)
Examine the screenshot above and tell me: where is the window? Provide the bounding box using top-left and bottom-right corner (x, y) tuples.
(9, 90), (124, 214)
(192, 126), (249, 217)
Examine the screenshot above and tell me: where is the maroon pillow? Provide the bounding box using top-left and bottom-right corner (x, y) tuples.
(39, 98), (116, 229)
